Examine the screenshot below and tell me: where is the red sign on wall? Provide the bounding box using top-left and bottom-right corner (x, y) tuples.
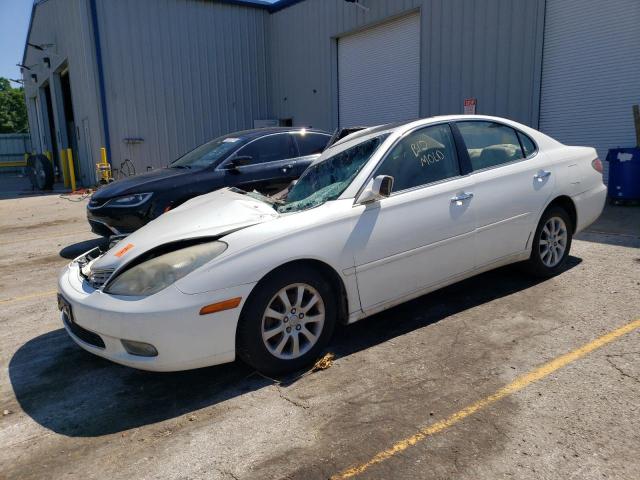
(464, 98), (477, 115)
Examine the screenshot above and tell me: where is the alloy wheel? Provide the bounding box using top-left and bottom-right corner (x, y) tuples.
(261, 283), (325, 360)
(539, 216), (567, 268)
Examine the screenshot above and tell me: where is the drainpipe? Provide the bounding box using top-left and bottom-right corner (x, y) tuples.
(89, 0), (112, 165)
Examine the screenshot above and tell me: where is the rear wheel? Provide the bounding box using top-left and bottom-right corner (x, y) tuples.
(27, 154), (54, 190)
(525, 206), (573, 277)
(237, 266), (336, 375)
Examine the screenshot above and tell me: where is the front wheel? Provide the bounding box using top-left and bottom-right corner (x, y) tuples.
(524, 206), (573, 277)
(236, 266), (337, 375)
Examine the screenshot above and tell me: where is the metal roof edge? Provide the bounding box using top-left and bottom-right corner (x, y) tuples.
(20, 0), (308, 68)
(211, 0), (308, 13)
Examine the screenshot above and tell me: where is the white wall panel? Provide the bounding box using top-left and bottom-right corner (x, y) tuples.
(97, 0), (271, 171)
(540, 0), (640, 182)
(338, 14), (420, 127)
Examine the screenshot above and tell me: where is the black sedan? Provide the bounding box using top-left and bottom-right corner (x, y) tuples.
(87, 127), (331, 236)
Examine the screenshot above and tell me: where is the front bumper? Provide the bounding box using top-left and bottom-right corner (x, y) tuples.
(87, 205), (150, 236)
(58, 261), (256, 371)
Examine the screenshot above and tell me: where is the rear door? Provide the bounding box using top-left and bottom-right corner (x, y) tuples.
(455, 121), (556, 267)
(221, 133), (299, 194)
(292, 132), (331, 176)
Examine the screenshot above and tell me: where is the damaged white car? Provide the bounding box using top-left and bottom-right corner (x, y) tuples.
(58, 115), (606, 374)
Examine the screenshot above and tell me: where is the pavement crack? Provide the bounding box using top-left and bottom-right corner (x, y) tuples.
(606, 355), (640, 384)
(275, 385), (310, 409)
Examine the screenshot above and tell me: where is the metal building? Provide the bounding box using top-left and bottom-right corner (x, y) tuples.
(22, 0), (639, 186)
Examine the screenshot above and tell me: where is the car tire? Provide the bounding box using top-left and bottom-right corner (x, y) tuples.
(236, 265), (337, 376)
(524, 206), (573, 278)
(27, 154), (54, 191)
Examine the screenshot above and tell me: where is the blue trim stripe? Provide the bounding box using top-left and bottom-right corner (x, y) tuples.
(89, 0), (112, 165)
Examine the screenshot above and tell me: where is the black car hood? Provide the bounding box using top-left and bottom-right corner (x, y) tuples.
(91, 168), (196, 200)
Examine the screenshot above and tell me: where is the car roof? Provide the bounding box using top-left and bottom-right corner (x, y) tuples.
(330, 120), (416, 148)
(226, 127), (330, 140)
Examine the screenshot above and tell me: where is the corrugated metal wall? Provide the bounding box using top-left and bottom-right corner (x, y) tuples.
(96, 0), (272, 171)
(539, 0), (640, 182)
(0, 134), (32, 169)
(268, 0), (545, 131)
(23, 0), (105, 185)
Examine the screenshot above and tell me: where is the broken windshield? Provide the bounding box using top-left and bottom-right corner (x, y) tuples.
(277, 133), (389, 213)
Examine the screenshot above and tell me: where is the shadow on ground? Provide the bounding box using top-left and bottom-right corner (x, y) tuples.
(9, 257), (581, 437)
(59, 237), (109, 259)
(0, 175), (71, 201)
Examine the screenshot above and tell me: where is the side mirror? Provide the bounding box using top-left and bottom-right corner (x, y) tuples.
(227, 155), (252, 171)
(356, 175), (394, 204)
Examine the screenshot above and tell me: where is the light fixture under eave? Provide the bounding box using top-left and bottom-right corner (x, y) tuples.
(344, 0), (370, 12)
(31, 74), (38, 83)
(27, 42), (56, 51)
(43, 57), (51, 68)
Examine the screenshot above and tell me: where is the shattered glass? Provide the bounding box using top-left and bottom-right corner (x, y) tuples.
(278, 134), (389, 213)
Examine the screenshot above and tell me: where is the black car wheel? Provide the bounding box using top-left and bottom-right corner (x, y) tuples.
(27, 154), (54, 191)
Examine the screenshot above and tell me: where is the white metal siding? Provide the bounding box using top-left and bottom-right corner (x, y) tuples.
(23, 0), (105, 185)
(97, 0), (271, 171)
(338, 14), (420, 127)
(269, 0), (545, 132)
(540, 0), (640, 182)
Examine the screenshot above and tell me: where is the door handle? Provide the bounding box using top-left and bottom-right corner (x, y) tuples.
(281, 164), (294, 173)
(451, 192), (474, 204)
(534, 170), (551, 182)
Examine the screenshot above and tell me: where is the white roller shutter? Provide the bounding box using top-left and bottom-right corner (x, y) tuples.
(338, 14), (420, 128)
(539, 0), (640, 182)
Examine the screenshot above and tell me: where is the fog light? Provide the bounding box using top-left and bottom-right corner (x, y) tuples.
(121, 339), (158, 357)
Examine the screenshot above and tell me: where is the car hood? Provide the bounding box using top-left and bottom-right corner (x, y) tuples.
(91, 167), (193, 200)
(92, 188), (279, 271)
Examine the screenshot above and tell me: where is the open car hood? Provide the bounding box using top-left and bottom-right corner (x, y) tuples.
(91, 188), (278, 271)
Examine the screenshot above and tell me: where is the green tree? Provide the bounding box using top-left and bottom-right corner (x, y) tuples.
(0, 77), (29, 134)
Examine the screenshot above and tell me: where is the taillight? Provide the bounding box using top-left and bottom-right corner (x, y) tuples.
(591, 158), (603, 173)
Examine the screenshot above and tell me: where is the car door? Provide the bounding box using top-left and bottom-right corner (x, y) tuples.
(220, 133), (299, 194)
(455, 121), (556, 267)
(353, 123), (477, 312)
(292, 132), (332, 176)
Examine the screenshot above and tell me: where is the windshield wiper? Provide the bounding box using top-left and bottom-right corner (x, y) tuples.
(171, 165), (191, 169)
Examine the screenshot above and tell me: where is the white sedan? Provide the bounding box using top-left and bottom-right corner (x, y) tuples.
(58, 115), (606, 374)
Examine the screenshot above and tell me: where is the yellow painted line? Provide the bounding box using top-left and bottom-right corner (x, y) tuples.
(0, 290), (57, 305)
(332, 318), (640, 479)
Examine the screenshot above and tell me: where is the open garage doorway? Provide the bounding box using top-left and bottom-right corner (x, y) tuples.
(59, 67), (80, 181)
(41, 82), (60, 175)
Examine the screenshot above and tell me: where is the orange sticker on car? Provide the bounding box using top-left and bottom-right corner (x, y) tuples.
(115, 243), (134, 257)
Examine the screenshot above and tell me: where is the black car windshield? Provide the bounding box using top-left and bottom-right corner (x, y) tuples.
(170, 135), (245, 169)
(278, 133), (389, 213)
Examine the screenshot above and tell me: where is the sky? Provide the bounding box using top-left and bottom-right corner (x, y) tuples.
(0, 0), (280, 85)
(0, 0), (32, 83)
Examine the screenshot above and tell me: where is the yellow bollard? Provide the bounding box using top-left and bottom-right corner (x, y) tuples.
(60, 149), (70, 188)
(66, 148), (77, 192)
(98, 147), (112, 183)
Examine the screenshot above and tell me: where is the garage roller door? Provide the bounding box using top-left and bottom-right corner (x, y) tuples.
(539, 0), (640, 182)
(338, 14), (420, 128)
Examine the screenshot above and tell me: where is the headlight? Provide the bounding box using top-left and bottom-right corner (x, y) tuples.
(106, 192), (153, 208)
(104, 241), (227, 296)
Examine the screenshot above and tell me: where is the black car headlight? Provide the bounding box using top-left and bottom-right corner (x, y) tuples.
(106, 192), (153, 208)
(104, 241), (227, 296)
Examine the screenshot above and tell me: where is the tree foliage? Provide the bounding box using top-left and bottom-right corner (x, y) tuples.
(0, 77), (29, 134)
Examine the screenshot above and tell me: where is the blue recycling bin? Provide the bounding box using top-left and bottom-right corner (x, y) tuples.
(606, 148), (640, 201)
